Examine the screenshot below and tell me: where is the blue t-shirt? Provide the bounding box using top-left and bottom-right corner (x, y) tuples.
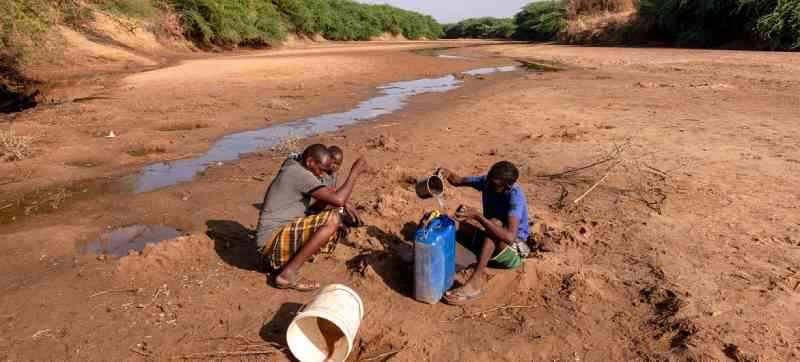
(463, 175), (530, 241)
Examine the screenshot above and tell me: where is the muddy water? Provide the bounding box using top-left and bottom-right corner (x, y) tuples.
(78, 224), (182, 257)
(129, 66), (521, 193)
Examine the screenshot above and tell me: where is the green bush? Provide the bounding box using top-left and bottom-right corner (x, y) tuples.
(443, 17), (516, 39)
(62, 1), (96, 28)
(170, 0), (286, 46)
(169, 0), (442, 45)
(638, 0), (800, 49)
(638, 0), (752, 47)
(98, 0), (158, 18)
(756, 0), (800, 49)
(1, 0), (53, 66)
(514, 1), (568, 41)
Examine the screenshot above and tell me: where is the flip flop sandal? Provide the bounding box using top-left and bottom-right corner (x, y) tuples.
(274, 276), (321, 292)
(443, 286), (486, 306)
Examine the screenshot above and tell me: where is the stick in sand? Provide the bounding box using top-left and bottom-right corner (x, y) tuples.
(452, 305), (533, 321)
(172, 350), (278, 360)
(361, 349), (404, 361)
(130, 348), (151, 357)
(90, 288), (140, 298)
(572, 172), (611, 205)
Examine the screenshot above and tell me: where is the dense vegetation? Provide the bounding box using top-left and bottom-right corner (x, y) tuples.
(1, 0), (53, 67)
(443, 17), (516, 39)
(2, 0), (442, 59)
(137, 0), (441, 45)
(640, 0), (800, 49)
(448, 0), (799, 50)
(443, 2), (567, 41)
(513, 0), (568, 41)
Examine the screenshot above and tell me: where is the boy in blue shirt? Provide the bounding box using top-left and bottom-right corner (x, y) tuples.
(438, 161), (531, 305)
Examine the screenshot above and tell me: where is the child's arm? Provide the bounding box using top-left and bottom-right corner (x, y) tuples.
(456, 206), (517, 244)
(438, 168), (468, 187)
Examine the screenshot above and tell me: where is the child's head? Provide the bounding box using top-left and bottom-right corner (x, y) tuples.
(487, 161), (519, 193)
(328, 146), (344, 174)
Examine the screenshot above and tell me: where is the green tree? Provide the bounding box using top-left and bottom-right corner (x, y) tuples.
(513, 1), (567, 41)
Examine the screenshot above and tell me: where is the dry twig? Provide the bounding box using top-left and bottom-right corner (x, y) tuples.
(572, 162), (621, 205)
(90, 288), (140, 298)
(31, 329), (52, 339)
(172, 350), (278, 360)
(550, 183), (569, 210)
(0, 130), (33, 162)
(537, 141), (630, 179)
(130, 348), (151, 357)
(451, 305), (533, 321)
(538, 156), (617, 179)
(360, 349), (404, 361)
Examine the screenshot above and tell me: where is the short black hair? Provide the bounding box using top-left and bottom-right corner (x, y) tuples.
(328, 146), (344, 159)
(302, 144), (331, 163)
(488, 161), (519, 185)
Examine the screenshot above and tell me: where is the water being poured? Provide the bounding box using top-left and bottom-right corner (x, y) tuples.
(129, 65), (520, 194)
(434, 193), (447, 214)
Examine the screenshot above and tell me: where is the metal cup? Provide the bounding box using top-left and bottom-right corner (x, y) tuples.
(415, 174), (444, 199)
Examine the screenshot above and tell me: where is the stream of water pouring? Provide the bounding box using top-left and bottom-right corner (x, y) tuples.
(435, 193), (446, 214)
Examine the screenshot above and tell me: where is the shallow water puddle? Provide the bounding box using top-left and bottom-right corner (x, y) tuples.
(438, 54), (471, 60)
(79, 225), (182, 257)
(463, 66), (518, 76)
(130, 65), (520, 193)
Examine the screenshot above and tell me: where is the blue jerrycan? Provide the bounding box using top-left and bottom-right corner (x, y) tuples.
(414, 215), (456, 304)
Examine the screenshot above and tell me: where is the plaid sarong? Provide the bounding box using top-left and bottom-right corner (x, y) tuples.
(260, 210), (340, 270)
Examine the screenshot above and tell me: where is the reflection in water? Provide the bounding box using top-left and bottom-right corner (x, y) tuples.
(79, 225), (182, 257)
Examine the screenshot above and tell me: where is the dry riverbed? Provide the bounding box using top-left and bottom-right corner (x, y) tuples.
(1, 42), (799, 361)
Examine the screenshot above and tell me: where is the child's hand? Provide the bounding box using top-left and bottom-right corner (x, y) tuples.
(455, 205), (480, 221)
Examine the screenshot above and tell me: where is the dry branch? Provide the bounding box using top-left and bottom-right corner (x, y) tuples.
(31, 329), (52, 339)
(90, 288), (140, 298)
(572, 161), (621, 204)
(360, 349), (404, 361)
(551, 183), (570, 209)
(537, 141), (630, 179)
(451, 305), (533, 321)
(537, 156), (616, 179)
(172, 350), (278, 360)
(130, 348), (151, 357)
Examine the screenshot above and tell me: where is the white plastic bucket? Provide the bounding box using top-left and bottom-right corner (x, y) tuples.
(286, 284), (364, 362)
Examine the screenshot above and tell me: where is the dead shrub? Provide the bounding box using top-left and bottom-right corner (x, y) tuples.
(567, 0), (638, 17)
(269, 135), (301, 154)
(264, 98), (291, 111)
(127, 145), (167, 157)
(157, 122), (209, 132)
(0, 129), (33, 161)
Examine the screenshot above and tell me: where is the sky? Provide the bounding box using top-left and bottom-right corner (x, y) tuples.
(357, 0), (531, 23)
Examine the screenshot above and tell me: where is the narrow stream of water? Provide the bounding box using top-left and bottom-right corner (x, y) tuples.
(129, 65), (520, 193)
